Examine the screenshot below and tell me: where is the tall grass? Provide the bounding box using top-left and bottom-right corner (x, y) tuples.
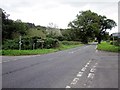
(97, 41), (120, 52)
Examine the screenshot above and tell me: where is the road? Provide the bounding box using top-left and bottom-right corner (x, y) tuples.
(1, 43), (118, 88)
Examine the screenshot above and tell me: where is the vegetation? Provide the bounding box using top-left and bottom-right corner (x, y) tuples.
(68, 10), (116, 44)
(97, 41), (120, 52)
(1, 8), (118, 55)
(2, 42), (83, 56)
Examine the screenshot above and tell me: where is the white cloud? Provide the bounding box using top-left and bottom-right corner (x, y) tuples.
(1, 0), (119, 34)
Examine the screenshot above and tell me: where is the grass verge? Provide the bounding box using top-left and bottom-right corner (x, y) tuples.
(97, 41), (120, 52)
(2, 44), (83, 56)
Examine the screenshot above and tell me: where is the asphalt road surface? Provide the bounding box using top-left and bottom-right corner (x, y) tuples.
(1, 43), (118, 88)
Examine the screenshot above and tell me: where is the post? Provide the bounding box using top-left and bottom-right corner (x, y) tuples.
(113, 36), (114, 45)
(33, 43), (35, 50)
(19, 36), (22, 50)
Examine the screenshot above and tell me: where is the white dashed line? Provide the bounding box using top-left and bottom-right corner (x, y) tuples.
(85, 64), (88, 68)
(88, 60), (91, 63)
(90, 68), (96, 73)
(81, 67), (86, 72)
(66, 86), (71, 88)
(71, 78), (79, 85)
(77, 72), (83, 77)
(87, 73), (94, 79)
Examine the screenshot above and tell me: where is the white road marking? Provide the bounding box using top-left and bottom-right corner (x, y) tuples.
(90, 68), (96, 73)
(85, 64), (88, 68)
(66, 86), (71, 88)
(71, 78), (79, 85)
(77, 72), (83, 77)
(81, 67), (86, 72)
(88, 60), (91, 63)
(87, 73), (94, 79)
(0, 62), (2, 63)
(95, 63), (98, 66)
(93, 65), (96, 68)
(96, 50), (98, 52)
(95, 45), (97, 49)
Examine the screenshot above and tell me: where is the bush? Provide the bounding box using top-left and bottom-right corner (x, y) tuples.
(61, 41), (80, 45)
(2, 39), (19, 50)
(110, 41), (120, 46)
(43, 38), (60, 49)
(2, 37), (60, 50)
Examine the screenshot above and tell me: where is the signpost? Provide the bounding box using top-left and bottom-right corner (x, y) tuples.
(19, 36), (22, 50)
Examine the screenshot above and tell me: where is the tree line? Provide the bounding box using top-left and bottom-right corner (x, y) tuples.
(1, 8), (117, 50)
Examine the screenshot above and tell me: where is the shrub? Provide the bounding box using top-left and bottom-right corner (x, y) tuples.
(110, 41), (120, 46)
(61, 41), (80, 45)
(2, 39), (19, 50)
(43, 38), (60, 49)
(2, 37), (60, 50)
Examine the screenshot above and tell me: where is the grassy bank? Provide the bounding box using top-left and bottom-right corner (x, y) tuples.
(2, 44), (83, 56)
(97, 41), (120, 52)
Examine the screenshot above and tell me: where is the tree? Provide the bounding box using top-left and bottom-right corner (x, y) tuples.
(96, 15), (117, 43)
(2, 9), (29, 40)
(68, 10), (117, 44)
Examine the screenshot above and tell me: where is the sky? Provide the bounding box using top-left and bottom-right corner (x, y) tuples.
(1, 0), (119, 34)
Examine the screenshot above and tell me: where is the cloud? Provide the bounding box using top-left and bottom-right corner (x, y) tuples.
(1, 0), (119, 34)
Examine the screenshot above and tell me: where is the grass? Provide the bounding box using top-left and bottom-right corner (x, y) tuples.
(2, 44), (83, 56)
(97, 41), (120, 52)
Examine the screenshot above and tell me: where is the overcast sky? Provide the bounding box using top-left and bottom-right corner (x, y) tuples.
(1, 0), (119, 34)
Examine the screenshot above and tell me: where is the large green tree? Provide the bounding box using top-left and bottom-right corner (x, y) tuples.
(68, 10), (117, 44)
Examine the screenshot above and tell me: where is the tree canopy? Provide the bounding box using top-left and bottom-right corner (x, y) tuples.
(2, 9), (29, 40)
(68, 10), (117, 44)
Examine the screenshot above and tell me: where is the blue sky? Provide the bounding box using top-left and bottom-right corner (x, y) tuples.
(1, 0), (119, 34)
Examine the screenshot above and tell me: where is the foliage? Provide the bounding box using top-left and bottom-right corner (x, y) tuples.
(26, 28), (46, 39)
(97, 42), (120, 52)
(2, 39), (19, 50)
(61, 41), (81, 45)
(43, 38), (60, 49)
(60, 29), (78, 41)
(110, 41), (120, 46)
(2, 10), (29, 40)
(68, 10), (117, 44)
(2, 43), (83, 56)
(2, 37), (60, 50)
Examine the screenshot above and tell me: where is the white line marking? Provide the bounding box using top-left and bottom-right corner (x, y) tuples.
(85, 64), (88, 68)
(81, 67), (86, 72)
(0, 62), (2, 63)
(95, 45), (97, 49)
(88, 60), (91, 63)
(77, 72), (83, 77)
(96, 50), (98, 52)
(90, 68), (96, 73)
(95, 63), (98, 66)
(87, 73), (94, 79)
(71, 78), (79, 85)
(93, 65), (96, 68)
(66, 86), (71, 88)
(87, 62), (90, 65)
